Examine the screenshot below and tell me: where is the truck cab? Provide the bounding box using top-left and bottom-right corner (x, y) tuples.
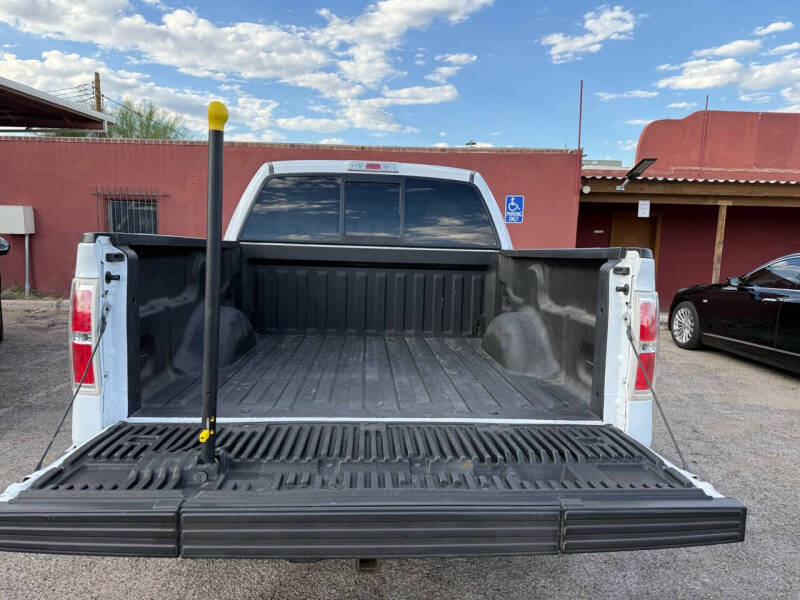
(0, 161), (745, 559)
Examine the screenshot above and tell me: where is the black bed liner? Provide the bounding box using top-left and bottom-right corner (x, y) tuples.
(0, 421), (745, 558)
(136, 334), (596, 420)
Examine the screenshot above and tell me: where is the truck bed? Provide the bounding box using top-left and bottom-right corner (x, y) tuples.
(135, 333), (597, 420)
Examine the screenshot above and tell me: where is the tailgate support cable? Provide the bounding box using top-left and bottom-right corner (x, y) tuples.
(626, 323), (688, 470)
(34, 309), (108, 472)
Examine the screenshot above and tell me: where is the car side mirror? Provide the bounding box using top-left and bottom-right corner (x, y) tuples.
(727, 276), (741, 287)
(0, 237), (9, 256)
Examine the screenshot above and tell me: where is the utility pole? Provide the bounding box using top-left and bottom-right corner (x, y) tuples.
(94, 72), (105, 138)
(94, 72), (101, 112)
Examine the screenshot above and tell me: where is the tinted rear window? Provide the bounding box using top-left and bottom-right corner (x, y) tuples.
(240, 174), (497, 248)
(240, 176), (340, 242)
(404, 179), (496, 247)
(345, 182), (401, 238)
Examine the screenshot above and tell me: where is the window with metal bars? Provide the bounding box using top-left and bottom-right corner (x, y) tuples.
(94, 187), (159, 234)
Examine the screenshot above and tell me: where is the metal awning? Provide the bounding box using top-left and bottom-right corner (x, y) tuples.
(0, 75), (115, 130)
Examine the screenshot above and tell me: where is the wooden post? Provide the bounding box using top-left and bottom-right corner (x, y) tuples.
(94, 72), (101, 112)
(711, 203), (728, 283)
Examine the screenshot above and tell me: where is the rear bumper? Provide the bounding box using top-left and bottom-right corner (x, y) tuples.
(0, 497), (181, 557)
(0, 496), (746, 559)
(181, 498), (745, 559)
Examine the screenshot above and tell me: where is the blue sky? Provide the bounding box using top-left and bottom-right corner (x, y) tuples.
(1, 1), (799, 163)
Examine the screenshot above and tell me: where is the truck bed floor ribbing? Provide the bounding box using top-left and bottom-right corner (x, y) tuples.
(135, 334), (597, 420)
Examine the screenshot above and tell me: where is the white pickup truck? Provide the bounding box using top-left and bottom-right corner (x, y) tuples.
(0, 160), (745, 559)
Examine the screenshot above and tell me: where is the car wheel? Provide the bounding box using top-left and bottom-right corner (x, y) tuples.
(670, 301), (702, 349)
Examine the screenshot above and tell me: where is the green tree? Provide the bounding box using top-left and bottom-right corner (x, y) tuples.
(107, 99), (190, 140)
(38, 99), (191, 140)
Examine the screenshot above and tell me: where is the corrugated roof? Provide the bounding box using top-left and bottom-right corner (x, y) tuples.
(582, 173), (800, 185)
(0, 75), (114, 130)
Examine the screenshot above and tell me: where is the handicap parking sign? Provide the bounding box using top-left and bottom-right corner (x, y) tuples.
(505, 195), (524, 223)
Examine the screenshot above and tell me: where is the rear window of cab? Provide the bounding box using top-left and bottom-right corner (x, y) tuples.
(239, 175), (498, 249)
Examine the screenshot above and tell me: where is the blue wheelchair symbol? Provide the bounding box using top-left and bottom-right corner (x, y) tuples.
(505, 195), (524, 224)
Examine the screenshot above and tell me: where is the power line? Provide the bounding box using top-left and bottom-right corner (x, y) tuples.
(47, 82), (98, 109)
(54, 86), (93, 94)
(55, 92), (95, 102)
(46, 82), (94, 94)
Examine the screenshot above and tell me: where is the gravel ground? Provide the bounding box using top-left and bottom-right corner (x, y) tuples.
(0, 307), (797, 600)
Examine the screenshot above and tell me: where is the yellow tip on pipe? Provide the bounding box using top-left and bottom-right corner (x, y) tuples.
(208, 101), (228, 131)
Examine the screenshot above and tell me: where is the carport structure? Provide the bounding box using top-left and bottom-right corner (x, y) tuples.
(580, 175), (800, 285)
(0, 75), (114, 131)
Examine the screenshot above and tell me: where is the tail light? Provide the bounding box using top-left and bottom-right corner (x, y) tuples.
(70, 278), (99, 392)
(634, 292), (659, 392)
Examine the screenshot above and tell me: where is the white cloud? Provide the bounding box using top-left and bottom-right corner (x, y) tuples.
(656, 63), (680, 71)
(431, 141), (449, 147)
(338, 99), (416, 133)
(0, 49), (283, 139)
(739, 92), (772, 103)
(282, 72), (364, 101)
(0, 2), (329, 81)
(693, 39), (761, 58)
(656, 58), (744, 89)
(742, 54), (800, 90)
(667, 101), (698, 109)
(423, 52), (478, 83)
(378, 84), (458, 105)
(319, 137), (343, 144)
(435, 52), (477, 65)
(541, 5), (637, 64)
(141, 0), (169, 10)
(753, 21), (794, 36)
(438, 131), (446, 137)
(778, 82), (800, 111)
(618, 139), (637, 151)
(275, 116), (346, 133)
(0, 0), (493, 138)
(488, 131), (500, 136)
(766, 42), (800, 55)
(308, 102), (335, 114)
(596, 89), (658, 101)
(623, 119), (652, 125)
(270, 84), (457, 134)
(655, 52), (800, 112)
(425, 65), (461, 83)
(314, 0), (491, 87)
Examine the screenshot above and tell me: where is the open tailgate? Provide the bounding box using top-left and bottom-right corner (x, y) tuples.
(0, 422), (746, 558)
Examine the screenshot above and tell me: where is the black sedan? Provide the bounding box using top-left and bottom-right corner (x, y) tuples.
(668, 253), (800, 374)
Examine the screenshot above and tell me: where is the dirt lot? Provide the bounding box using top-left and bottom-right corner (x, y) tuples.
(0, 306), (797, 600)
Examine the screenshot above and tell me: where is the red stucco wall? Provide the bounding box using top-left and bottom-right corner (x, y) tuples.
(636, 110), (800, 181)
(577, 203), (718, 302)
(720, 206), (800, 278)
(0, 137), (580, 296)
(577, 203), (800, 302)
(656, 205), (719, 301)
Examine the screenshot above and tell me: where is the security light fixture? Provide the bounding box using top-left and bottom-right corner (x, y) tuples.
(616, 157), (657, 191)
